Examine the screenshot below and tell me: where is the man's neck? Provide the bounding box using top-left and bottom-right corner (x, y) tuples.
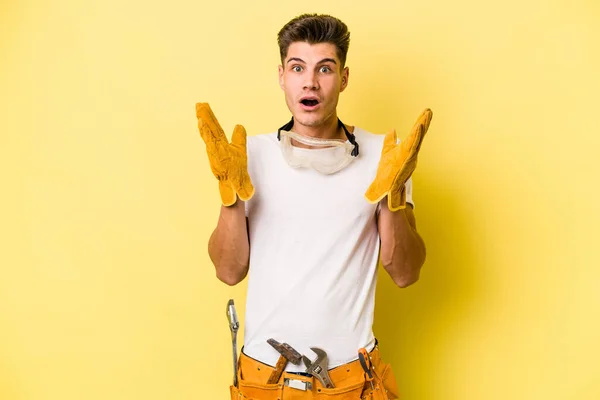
(292, 115), (345, 141)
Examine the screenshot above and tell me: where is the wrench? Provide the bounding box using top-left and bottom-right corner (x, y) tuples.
(226, 299), (239, 387)
(302, 347), (335, 388)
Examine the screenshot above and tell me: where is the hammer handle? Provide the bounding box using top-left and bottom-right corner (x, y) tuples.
(267, 355), (288, 384)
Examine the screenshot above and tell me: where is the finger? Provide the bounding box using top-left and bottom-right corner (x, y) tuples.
(236, 179), (255, 201)
(401, 124), (425, 154)
(411, 108), (433, 137)
(195, 102), (206, 119)
(402, 108), (432, 153)
(230, 124), (247, 147)
(195, 102), (228, 144)
(382, 128), (397, 154)
(219, 180), (237, 207)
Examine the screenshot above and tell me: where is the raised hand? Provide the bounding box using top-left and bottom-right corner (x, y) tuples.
(196, 103), (254, 206)
(365, 109), (433, 211)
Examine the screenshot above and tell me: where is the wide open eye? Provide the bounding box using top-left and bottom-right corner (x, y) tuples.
(319, 66), (331, 73)
(292, 65), (303, 72)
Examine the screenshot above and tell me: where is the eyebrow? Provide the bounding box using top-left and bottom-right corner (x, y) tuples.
(286, 57), (338, 65)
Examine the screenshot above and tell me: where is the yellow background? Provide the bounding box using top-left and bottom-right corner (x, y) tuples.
(1, 0), (599, 399)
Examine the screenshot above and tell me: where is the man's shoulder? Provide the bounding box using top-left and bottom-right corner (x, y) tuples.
(247, 131), (279, 148)
(353, 126), (386, 151)
(353, 126), (383, 139)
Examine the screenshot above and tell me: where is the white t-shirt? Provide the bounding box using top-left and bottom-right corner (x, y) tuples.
(243, 127), (413, 371)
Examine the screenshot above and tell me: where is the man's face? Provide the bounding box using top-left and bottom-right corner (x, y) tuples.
(278, 41), (349, 131)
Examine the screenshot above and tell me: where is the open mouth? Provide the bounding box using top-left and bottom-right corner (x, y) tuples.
(300, 98), (320, 107)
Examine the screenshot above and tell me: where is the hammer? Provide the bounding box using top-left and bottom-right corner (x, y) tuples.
(266, 338), (302, 384)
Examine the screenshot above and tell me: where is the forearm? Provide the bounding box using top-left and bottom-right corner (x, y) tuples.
(208, 200), (250, 285)
(378, 199), (426, 288)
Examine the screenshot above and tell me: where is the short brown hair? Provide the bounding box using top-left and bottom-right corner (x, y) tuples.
(277, 14), (351, 67)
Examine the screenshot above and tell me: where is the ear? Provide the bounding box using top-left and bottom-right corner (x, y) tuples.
(278, 65), (284, 89)
(340, 66), (349, 92)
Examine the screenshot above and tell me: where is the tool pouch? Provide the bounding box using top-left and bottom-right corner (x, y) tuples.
(230, 348), (399, 400)
(230, 383), (281, 400)
(231, 380), (368, 400)
(229, 364), (366, 399)
(229, 352), (281, 400)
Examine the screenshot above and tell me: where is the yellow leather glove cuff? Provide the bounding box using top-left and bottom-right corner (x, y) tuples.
(365, 109), (433, 211)
(195, 103), (254, 206)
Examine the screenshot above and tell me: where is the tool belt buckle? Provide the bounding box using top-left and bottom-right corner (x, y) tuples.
(284, 378), (312, 391)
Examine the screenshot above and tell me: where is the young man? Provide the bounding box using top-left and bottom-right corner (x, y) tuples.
(196, 13), (431, 400)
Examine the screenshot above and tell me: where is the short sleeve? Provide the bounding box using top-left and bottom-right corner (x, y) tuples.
(405, 177), (414, 209)
(244, 136), (253, 217)
(395, 136), (415, 209)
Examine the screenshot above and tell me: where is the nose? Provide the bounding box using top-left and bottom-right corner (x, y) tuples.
(303, 70), (319, 90)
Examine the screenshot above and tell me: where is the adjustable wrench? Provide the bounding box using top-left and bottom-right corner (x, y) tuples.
(302, 347), (335, 388)
(226, 299), (239, 387)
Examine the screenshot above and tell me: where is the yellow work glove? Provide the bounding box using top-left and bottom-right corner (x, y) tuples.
(195, 102), (254, 206)
(365, 109), (433, 211)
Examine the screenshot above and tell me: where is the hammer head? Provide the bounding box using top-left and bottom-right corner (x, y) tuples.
(267, 338), (302, 365)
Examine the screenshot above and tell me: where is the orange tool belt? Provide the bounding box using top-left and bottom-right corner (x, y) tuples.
(230, 343), (400, 400)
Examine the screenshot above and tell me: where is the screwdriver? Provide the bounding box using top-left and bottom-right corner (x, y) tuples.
(358, 348), (374, 390)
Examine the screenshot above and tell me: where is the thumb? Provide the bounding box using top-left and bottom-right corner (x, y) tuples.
(230, 124), (247, 147)
(382, 128), (397, 154)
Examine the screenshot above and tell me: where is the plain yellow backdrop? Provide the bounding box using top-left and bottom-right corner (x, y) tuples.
(1, 0), (599, 399)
